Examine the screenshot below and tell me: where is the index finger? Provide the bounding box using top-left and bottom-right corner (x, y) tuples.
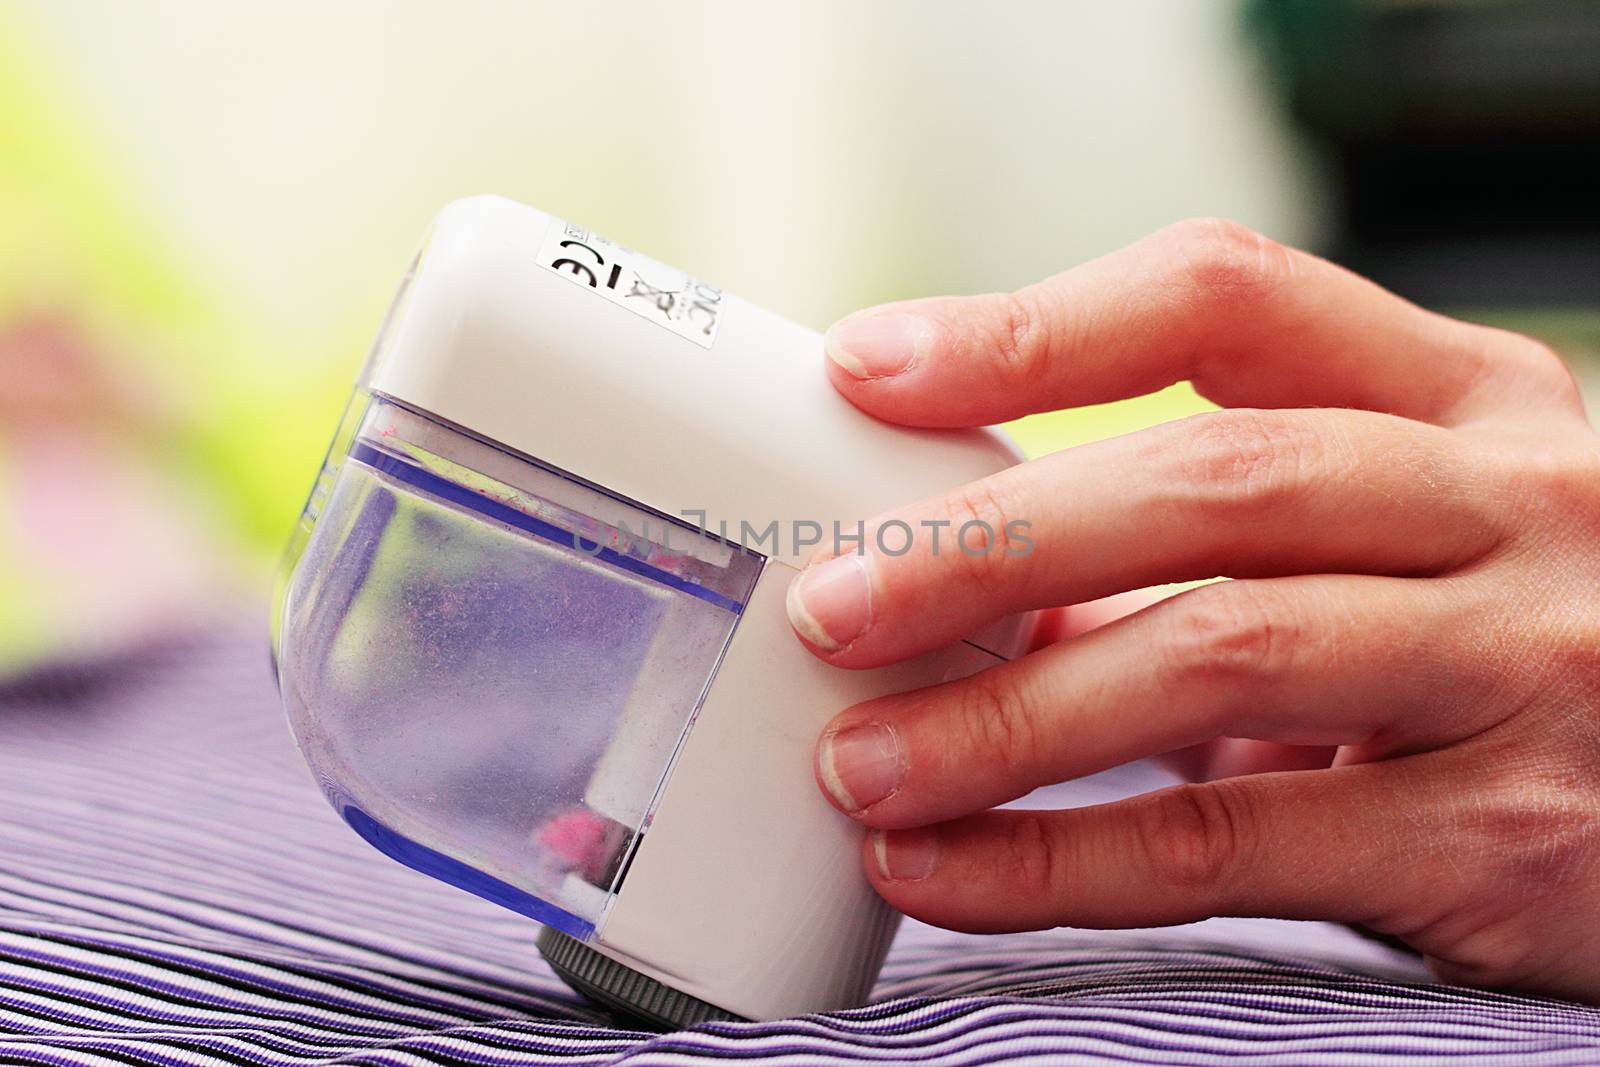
(823, 218), (1580, 429)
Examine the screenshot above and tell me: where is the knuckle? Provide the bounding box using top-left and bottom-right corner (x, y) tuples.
(1454, 325), (1588, 419)
(1135, 781), (1256, 896)
(1002, 812), (1066, 898)
(1160, 583), (1299, 691)
(954, 668), (1038, 776)
(1463, 773), (1599, 901)
(1173, 409), (1332, 520)
(940, 477), (1025, 592)
(1502, 334), (1586, 412)
(1164, 217), (1293, 308)
(1493, 443), (1600, 534)
(984, 287), (1054, 390)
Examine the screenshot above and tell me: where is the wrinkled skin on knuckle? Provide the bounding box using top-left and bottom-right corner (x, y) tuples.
(1001, 811), (1065, 903)
(1159, 583), (1301, 701)
(981, 287), (1055, 393)
(1493, 789), (1598, 899)
(1156, 218), (1296, 370)
(954, 668), (1039, 783)
(1162, 217), (1292, 304)
(1170, 409), (1332, 531)
(940, 477), (1026, 596)
(1458, 748), (1598, 904)
(1133, 782), (1254, 906)
(1159, 218), (1312, 400)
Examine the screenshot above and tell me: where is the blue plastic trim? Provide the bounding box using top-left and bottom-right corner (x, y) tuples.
(341, 804), (596, 941)
(349, 440), (747, 615)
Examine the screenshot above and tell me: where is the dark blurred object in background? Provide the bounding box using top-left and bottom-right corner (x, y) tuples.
(1252, 0), (1600, 310)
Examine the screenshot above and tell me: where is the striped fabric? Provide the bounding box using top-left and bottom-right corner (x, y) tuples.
(3, 614), (1599, 1065)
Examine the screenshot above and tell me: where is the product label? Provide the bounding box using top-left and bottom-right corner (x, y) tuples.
(537, 219), (724, 348)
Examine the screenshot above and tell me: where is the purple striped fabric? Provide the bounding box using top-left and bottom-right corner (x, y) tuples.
(3, 612), (1599, 1065)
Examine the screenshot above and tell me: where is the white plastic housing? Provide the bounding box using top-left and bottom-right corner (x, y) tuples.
(276, 196), (1030, 1022)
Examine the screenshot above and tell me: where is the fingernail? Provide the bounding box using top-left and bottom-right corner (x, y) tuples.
(819, 722), (903, 812)
(872, 828), (939, 881)
(824, 313), (925, 379)
(786, 554), (872, 652)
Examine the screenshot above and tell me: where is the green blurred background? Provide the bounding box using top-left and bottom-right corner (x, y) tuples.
(1, 1), (1596, 672)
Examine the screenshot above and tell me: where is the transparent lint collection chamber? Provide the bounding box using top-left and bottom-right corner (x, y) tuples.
(276, 392), (764, 940)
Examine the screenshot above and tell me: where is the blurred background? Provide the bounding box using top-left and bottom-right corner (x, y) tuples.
(1, 0), (1596, 672)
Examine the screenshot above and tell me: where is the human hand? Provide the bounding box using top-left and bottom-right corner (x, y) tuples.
(786, 219), (1600, 1002)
